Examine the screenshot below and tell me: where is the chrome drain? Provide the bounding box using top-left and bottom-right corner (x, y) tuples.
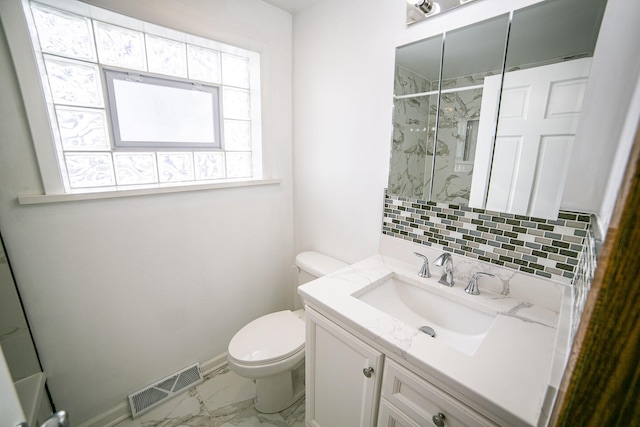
(419, 325), (436, 337)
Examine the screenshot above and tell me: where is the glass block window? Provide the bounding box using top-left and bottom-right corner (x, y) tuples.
(27, 1), (259, 192)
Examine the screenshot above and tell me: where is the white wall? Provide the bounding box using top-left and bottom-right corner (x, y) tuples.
(0, 0), (293, 423)
(292, 0), (640, 260)
(566, 0), (640, 233)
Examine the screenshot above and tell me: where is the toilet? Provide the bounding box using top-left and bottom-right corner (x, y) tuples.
(227, 251), (347, 413)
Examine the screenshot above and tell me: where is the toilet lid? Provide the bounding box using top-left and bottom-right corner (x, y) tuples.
(228, 310), (305, 365)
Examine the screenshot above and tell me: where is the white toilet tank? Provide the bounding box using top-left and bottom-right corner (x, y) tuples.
(293, 251), (347, 309)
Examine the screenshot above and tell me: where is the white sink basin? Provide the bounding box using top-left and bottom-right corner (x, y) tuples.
(353, 273), (497, 355)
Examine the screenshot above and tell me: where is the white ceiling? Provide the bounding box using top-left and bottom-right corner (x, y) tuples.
(261, 0), (319, 14)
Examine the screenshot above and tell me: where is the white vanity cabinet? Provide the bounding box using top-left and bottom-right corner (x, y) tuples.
(378, 359), (498, 427)
(305, 306), (499, 427)
(305, 307), (384, 427)
(299, 252), (566, 427)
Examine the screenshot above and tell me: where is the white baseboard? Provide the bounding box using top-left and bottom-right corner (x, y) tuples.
(76, 352), (228, 427)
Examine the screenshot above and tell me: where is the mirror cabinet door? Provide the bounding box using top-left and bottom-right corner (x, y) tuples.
(481, 0), (607, 218)
(389, 35), (442, 199)
(389, 0), (607, 219)
(432, 14), (509, 204)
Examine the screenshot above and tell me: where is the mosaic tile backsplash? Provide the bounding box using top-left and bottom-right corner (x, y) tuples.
(382, 193), (594, 285)
(569, 223), (597, 339)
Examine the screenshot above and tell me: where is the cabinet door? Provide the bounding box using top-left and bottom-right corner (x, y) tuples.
(306, 307), (384, 427)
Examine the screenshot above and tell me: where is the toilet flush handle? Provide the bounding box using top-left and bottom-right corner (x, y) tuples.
(362, 367), (374, 378)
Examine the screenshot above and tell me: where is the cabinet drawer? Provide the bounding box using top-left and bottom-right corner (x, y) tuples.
(380, 359), (497, 427)
(378, 399), (420, 427)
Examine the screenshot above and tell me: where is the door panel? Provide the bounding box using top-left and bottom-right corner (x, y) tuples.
(486, 57), (591, 218)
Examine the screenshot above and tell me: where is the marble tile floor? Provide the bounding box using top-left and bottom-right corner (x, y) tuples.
(114, 365), (305, 427)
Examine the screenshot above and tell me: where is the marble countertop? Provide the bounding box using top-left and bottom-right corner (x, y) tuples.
(298, 247), (572, 426)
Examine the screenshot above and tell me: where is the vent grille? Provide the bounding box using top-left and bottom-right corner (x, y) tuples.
(128, 363), (203, 418)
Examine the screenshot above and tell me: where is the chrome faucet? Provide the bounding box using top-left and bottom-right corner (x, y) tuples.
(413, 252), (430, 278)
(433, 252), (454, 287)
(465, 272), (495, 295)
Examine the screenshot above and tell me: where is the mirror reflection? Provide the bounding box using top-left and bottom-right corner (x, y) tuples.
(389, 35), (441, 199)
(475, 0), (607, 218)
(389, 0), (607, 220)
(431, 15), (509, 204)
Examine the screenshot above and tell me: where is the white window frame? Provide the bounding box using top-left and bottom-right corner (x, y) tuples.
(103, 69), (223, 150)
(0, 0), (264, 196)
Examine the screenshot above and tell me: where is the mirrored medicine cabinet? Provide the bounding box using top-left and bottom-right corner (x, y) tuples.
(389, 0), (607, 219)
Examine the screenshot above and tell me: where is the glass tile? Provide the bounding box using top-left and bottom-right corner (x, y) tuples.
(95, 21), (146, 70)
(44, 56), (103, 107)
(222, 53), (250, 88)
(195, 152), (225, 180)
(114, 153), (158, 185)
(30, 3), (96, 61)
(187, 45), (221, 83)
(146, 34), (187, 78)
(224, 120), (251, 151)
(157, 152), (195, 182)
(223, 88), (250, 120)
(56, 107), (110, 151)
(226, 152), (252, 178)
(65, 152), (115, 188)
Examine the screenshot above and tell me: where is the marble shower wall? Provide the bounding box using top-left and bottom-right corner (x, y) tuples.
(430, 72), (498, 204)
(389, 68), (500, 204)
(388, 66), (434, 199)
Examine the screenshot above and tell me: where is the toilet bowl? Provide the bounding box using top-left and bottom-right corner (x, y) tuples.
(227, 251), (347, 413)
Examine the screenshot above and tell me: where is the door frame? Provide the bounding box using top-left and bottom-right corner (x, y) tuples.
(551, 119), (640, 425)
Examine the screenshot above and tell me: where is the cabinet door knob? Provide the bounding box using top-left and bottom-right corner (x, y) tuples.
(432, 412), (446, 427)
(362, 367), (374, 378)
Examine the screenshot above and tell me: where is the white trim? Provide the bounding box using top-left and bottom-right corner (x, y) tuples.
(18, 178), (281, 205)
(393, 83), (484, 100)
(76, 352), (229, 427)
(0, 0), (65, 193)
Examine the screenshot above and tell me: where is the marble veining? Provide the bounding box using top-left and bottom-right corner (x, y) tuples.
(390, 67), (498, 204)
(499, 302), (554, 328)
(114, 365), (305, 427)
(389, 66), (433, 199)
(360, 316), (420, 353)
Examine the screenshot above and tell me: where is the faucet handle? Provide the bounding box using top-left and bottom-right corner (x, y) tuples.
(465, 272), (494, 295)
(433, 252), (451, 266)
(413, 252), (431, 278)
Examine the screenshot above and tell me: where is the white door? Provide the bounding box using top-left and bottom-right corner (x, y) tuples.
(1, 346), (27, 427)
(486, 58), (592, 217)
(305, 307), (384, 427)
(471, 57), (592, 217)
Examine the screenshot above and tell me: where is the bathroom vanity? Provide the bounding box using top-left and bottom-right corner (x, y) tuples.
(299, 237), (572, 427)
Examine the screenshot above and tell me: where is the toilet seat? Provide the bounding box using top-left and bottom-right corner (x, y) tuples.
(228, 310), (305, 366)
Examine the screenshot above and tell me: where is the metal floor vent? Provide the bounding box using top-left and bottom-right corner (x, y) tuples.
(128, 363), (203, 418)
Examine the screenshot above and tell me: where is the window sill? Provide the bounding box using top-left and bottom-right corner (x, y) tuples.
(17, 178), (281, 205)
